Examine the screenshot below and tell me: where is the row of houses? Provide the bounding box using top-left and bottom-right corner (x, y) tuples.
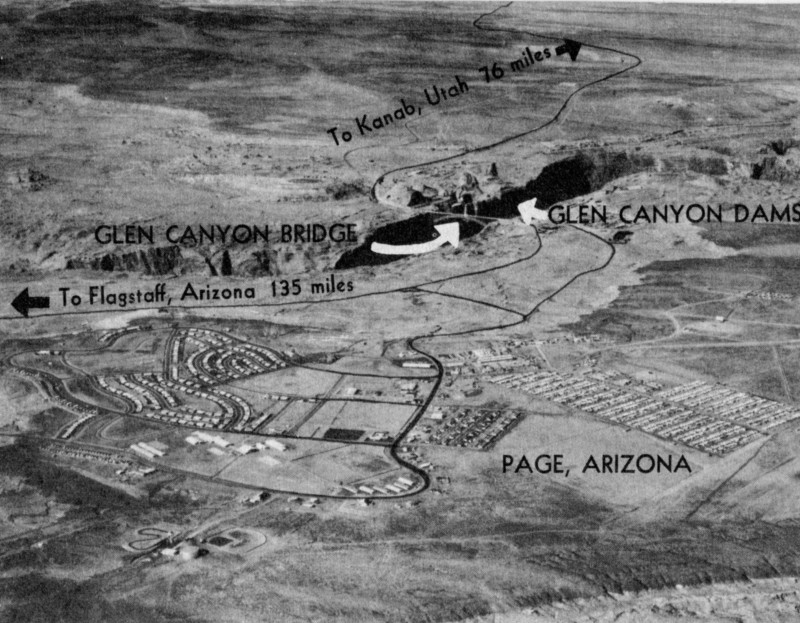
(42, 443), (156, 481)
(47, 392), (100, 438)
(180, 328), (285, 384)
(42, 443), (133, 467)
(421, 407), (522, 450)
(230, 343), (284, 369)
(158, 376), (233, 418)
(492, 370), (765, 455)
(106, 386), (227, 428)
(184, 327), (232, 347)
(98, 376), (145, 412)
(185, 347), (216, 385)
(98, 325), (148, 343)
(185, 335), (239, 381)
(98, 372), (248, 430)
(233, 410), (274, 433)
(341, 475), (417, 497)
(183, 339), (282, 384)
(58, 412), (98, 439)
(746, 291), (793, 300)
(170, 337), (182, 381)
(655, 381), (800, 432)
(113, 375), (167, 412)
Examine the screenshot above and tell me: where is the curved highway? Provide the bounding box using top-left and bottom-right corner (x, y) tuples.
(4, 2), (635, 502)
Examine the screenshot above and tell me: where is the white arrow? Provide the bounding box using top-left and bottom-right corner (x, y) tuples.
(517, 197), (540, 225)
(371, 222), (460, 255)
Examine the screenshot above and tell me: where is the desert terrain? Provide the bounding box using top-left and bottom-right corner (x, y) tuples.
(2, 1), (800, 622)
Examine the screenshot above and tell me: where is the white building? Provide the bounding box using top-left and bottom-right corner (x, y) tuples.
(264, 439), (287, 452)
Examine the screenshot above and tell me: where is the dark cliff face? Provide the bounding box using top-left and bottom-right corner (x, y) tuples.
(474, 151), (657, 219)
(66, 246), (183, 275)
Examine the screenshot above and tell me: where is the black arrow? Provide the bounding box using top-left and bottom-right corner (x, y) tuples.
(11, 288), (50, 318)
(556, 39), (582, 62)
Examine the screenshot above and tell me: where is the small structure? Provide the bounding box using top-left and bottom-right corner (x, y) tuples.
(263, 439), (287, 452)
(211, 436), (231, 448)
(179, 545), (201, 561)
(246, 491), (269, 504)
(401, 360), (432, 369)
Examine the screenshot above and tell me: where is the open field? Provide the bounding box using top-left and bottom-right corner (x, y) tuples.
(295, 399), (417, 439)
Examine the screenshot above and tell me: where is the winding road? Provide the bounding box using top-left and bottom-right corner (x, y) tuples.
(3, 2), (640, 501)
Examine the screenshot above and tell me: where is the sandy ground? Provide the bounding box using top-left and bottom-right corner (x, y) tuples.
(3, 2), (800, 622)
(461, 577), (800, 623)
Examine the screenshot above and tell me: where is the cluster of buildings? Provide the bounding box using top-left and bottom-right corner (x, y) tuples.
(243, 491), (270, 505)
(397, 446), (434, 471)
(178, 328), (285, 384)
(58, 412), (98, 439)
(340, 475), (418, 497)
(438, 347), (529, 375)
(746, 291), (793, 300)
(129, 440), (169, 460)
(42, 442), (133, 468)
(185, 431), (288, 458)
(43, 443), (157, 481)
(655, 381), (800, 432)
(399, 381), (422, 403)
(418, 407), (522, 449)
(97, 373), (243, 429)
(491, 370), (774, 454)
(287, 495), (321, 509)
(98, 375), (147, 412)
(92, 326), (301, 437)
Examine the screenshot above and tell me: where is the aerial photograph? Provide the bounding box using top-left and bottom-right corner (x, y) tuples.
(2, 0), (800, 621)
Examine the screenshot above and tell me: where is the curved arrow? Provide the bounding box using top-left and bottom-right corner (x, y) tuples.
(517, 197), (541, 226)
(371, 222), (460, 256)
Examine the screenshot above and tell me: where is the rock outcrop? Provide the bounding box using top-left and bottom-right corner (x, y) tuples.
(5, 167), (53, 191)
(751, 139), (800, 183)
(66, 246), (183, 275)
